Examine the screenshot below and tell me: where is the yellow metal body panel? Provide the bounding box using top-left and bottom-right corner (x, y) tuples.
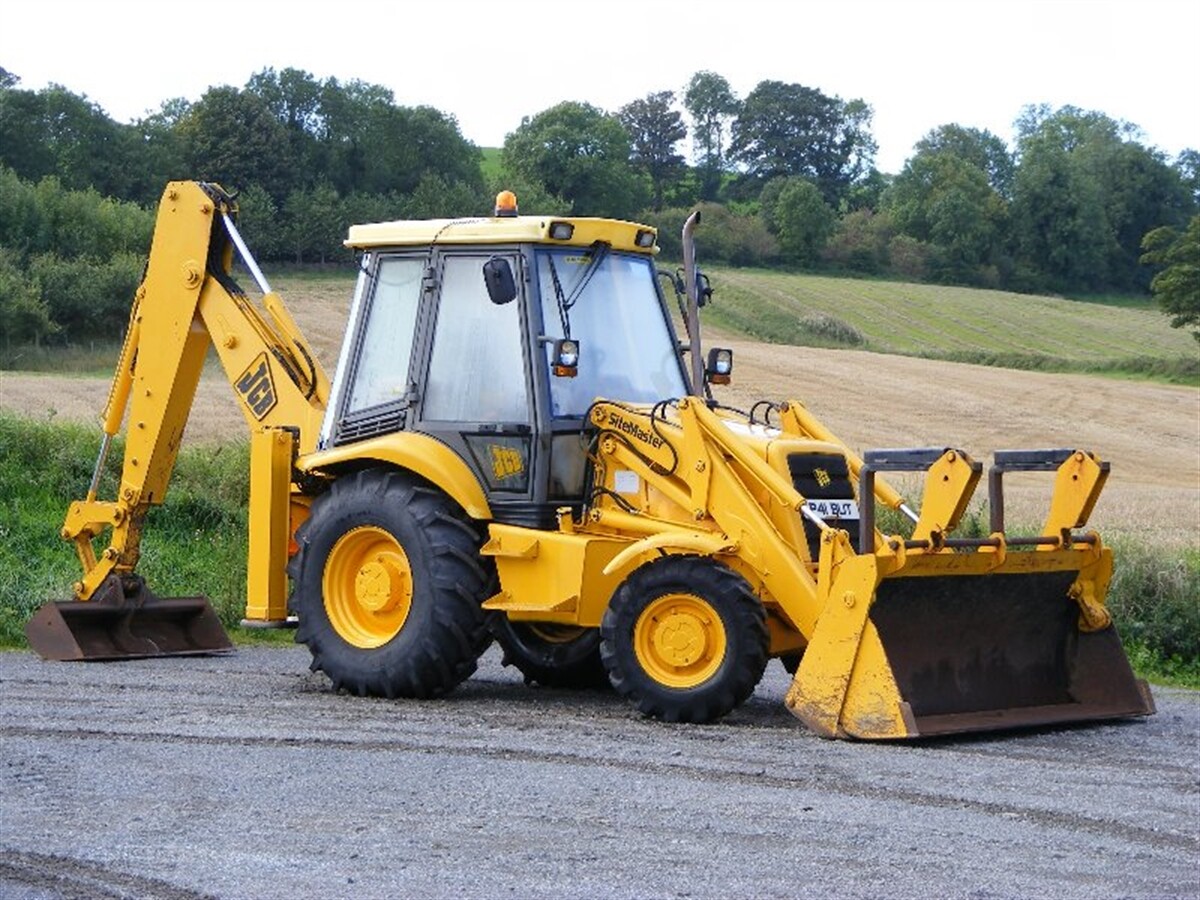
(910, 450), (981, 546)
(1045, 451), (1109, 537)
(347, 215), (657, 255)
(778, 400), (905, 512)
(482, 525), (627, 626)
(298, 432), (492, 521)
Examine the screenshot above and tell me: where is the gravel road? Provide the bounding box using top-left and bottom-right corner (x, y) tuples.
(2, 646), (1197, 899)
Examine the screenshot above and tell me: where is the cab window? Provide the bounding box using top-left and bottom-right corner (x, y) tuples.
(345, 257), (423, 413)
(423, 255), (530, 423)
(537, 249), (687, 417)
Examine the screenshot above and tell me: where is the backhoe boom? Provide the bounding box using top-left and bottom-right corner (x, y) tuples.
(29, 182), (329, 659)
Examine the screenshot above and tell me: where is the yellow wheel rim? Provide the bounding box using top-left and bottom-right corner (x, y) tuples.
(323, 526), (414, 649)
(633, 593), (727, 689)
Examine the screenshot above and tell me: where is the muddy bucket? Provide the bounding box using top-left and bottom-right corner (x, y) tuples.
(788, 555), (1155, 740)
(866, 569), (1154, 737)
(26, 577), (233, 661)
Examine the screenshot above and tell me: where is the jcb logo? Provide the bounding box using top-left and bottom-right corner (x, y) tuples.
(490, 445), (524, 481)
(236, 353), (277, 420)
(813, 467), (831, 488)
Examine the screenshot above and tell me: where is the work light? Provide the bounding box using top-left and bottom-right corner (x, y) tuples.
(705, 347), (733, 384)
(552, 338), (580, 377)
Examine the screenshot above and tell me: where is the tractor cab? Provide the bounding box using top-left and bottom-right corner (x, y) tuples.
(322, 195), (690, 528)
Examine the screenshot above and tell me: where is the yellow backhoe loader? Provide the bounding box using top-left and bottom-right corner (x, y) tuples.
(26, 181), (1154, 739)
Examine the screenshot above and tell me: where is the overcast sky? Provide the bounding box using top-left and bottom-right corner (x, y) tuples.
(3, 0), (1197, 174)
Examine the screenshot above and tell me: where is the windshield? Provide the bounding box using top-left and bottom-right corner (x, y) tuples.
(536, 249), (687, 417)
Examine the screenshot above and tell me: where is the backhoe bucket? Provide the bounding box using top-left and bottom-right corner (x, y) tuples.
(789, 555), (1154, 740)
(26, 581), (233, 661)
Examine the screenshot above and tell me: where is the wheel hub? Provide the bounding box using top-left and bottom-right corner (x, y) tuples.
(355, 554), (408, 613)
(634, 593), (727, 688)
(650, 613), (707, 667)
(323, 526), (414, 648)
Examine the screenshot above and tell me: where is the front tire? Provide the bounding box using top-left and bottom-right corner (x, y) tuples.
(600, 556), (768, 723)
(289, 468), (490, 698)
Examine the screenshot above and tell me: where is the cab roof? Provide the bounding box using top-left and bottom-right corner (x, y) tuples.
(345, 215), (658, 255)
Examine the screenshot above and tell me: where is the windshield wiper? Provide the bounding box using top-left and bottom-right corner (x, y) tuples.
(546, 254), (571, 339)
(563, 241), (609, 311)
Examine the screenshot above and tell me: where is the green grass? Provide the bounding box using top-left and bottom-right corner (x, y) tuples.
(480, 147), (503, 183)
(1, 340), (124, 374)
(0, 413), (251, 645)
(1, 412), (1195, 687)
(705, 269), (1199, 384)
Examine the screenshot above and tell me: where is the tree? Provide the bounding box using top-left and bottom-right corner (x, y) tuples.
(731, 81), (876, 206)
(1011, 128), (1109, 291)
(0, 248), (56, 346)
(0, 84), (146, 199)
(618, 90), (687, 211)
(1142, 215), (1200, 340)
(683, 71), (739, 200)
(912, 124), (1015, 198)
(309, 78), (481, 199)
(283, 180), (342, 263)
(822, 208), (895, 274)
(501, 101), (648, 218)
(246, 67), (324, 181)
(1176, 149), (1200, 209)
(130, 98), (191, 203)
(761, 178), (836, 266)
(885, 145), (1008, 283)
(317, 77), (396, 194)
(0, 66), (18, 88)
(176, 86), (296, 201)
(1096, 140), (1192, 289)
(1012, 105), (1190, 292)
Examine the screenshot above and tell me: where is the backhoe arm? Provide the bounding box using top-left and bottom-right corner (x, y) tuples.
(62, 181), (328, 602)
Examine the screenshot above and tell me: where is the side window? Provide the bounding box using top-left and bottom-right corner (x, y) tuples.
(345, 257), (423, 413)
(423, 255), (529, 423)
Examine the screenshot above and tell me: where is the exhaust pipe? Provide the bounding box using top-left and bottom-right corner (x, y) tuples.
(681, 211), (704, 397)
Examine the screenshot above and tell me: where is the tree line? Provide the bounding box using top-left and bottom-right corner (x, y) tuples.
(1, 64), (1197, 346)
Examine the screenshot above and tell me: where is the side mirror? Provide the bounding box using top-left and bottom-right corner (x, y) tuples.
(483, 257), (517, 305)
(694, 270), (713, 307)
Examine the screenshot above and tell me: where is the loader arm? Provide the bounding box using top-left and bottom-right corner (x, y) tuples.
(49, 181), (328, 640)
(538, 395), (1153, 739)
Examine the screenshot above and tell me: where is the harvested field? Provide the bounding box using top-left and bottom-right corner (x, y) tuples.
(1, 275), (1196, 548)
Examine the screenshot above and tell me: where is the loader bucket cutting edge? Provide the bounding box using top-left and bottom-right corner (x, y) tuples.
(25, 597), (234, 661)
(857, 570), (1154, 738)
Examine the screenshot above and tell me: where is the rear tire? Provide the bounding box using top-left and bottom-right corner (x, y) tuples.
(289, 468), (490, 698)
(600, 556), (768, 723)
(490, 619), (610, 689)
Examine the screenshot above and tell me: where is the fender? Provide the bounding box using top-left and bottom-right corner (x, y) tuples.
(601, 531), (737, 580)
(299, 431), (492, 521)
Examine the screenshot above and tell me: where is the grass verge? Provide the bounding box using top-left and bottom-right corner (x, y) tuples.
(0, 413), (251, 645)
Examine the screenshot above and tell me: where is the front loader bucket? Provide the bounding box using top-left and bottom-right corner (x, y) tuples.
(26, 591), (233, 661)
(789, 559), (1154, 740)
(866, 570), (1154, 737)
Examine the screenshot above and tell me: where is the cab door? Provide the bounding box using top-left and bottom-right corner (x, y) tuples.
(413, 252), (539, 520)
